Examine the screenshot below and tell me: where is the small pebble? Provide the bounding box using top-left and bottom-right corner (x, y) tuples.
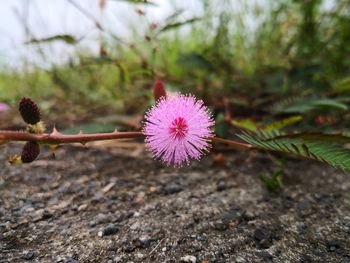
(102, 224), (119, 236)
(327, 240), (341, 252)
(133, 211), (140, 217)
(256, 251), (273, 260)
(31, 209), (53, 222)
(114, 256), (123, 263)
(259, 239), (272, 249)
(136, 253), (144, 259)
(243, 211), (255, 221)
(90, 213), (113, 227)
(235, 256), (246, 263)
(22, 251), (35, 260)
(133, 236), (158, 248)
(297, 198), (312, 216)
(299, 254), (312, 263)
(216, 180), (226, 191)
(123, 243), (135, 253)
(180, 255), (197, 263)
(254, 227), (270, 241)
(296, 222), (307, 234)
(163, 183), (183, 195)
(254, 227), (272, 249)
(213, 220), (228, 231)
(78, 203), (88, 211)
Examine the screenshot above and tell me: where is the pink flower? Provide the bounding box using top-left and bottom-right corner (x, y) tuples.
(0, 102), (8, 112)
(143, 94), (215, 167)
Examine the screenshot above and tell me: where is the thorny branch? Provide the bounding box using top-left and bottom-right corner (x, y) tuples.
(0, 129), (144, 145)
(0, 129), (252, 150)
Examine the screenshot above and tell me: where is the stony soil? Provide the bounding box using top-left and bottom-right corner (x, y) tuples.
(0, 143), (350, 263)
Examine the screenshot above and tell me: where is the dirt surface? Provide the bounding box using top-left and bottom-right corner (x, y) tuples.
(1, 143), (350, 263)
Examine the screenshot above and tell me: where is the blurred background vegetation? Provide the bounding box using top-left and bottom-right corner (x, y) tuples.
(0, 0), (349, 135)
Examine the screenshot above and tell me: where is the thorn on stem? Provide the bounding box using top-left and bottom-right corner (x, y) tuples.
(52, 126), (61, 135)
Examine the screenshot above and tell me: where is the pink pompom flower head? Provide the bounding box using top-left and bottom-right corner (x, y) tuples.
(143, 94), (215, 167)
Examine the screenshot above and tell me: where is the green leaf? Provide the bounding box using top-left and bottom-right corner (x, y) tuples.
(177, 52), (213, 71)
(271, 97), (348, 114)
(160, 18), (201, 33)
(310, 99), (348, 111)
(232, 116), (301, 139)
(263, 116), (302, 132)
(26, 35), (78, 45)
(165, 9), (184, 24)
(232, 119), (259, 133)
(260, 171), (283, 193)
(334, 76), (350, 92)
(237, 132), (350, 171)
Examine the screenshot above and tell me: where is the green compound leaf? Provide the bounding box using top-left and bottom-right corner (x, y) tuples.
(160, 18), (201, 33)
(271, 96), (348, 114)
(26, 35), (78, 45)
(237, 132), (350, 171)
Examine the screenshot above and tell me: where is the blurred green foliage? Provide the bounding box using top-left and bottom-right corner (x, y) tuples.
(260, 170), (284, 193)
(0, 0), (349, 127)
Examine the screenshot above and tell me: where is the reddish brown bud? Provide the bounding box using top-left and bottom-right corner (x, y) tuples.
(153, 80), (167, 101)
(135, 8), (145, 15)
(21, 141), (40, 163)
(19, 97), (41, 124)
(149, 22), (157, 30)
(99, 0), (106, 8)
(145, 35), (151, 42)
(99, 45), (108, 57)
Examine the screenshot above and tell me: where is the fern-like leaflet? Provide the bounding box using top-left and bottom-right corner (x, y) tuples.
(237, 132), (350, 171)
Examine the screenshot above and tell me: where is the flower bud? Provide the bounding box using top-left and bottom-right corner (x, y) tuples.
(19, 97), (41, 125)
(149, 22), (157, 30)
(21, 141), (40, 163)
(153, 80), (167, 101)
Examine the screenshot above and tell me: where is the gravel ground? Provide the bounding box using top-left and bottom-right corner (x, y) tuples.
(0, 143), (350, 263)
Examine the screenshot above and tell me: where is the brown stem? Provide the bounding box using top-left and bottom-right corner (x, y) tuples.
(211, 137), (252, 150)
(0, 129), (252, 150)
(0, 129), (144, 145)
